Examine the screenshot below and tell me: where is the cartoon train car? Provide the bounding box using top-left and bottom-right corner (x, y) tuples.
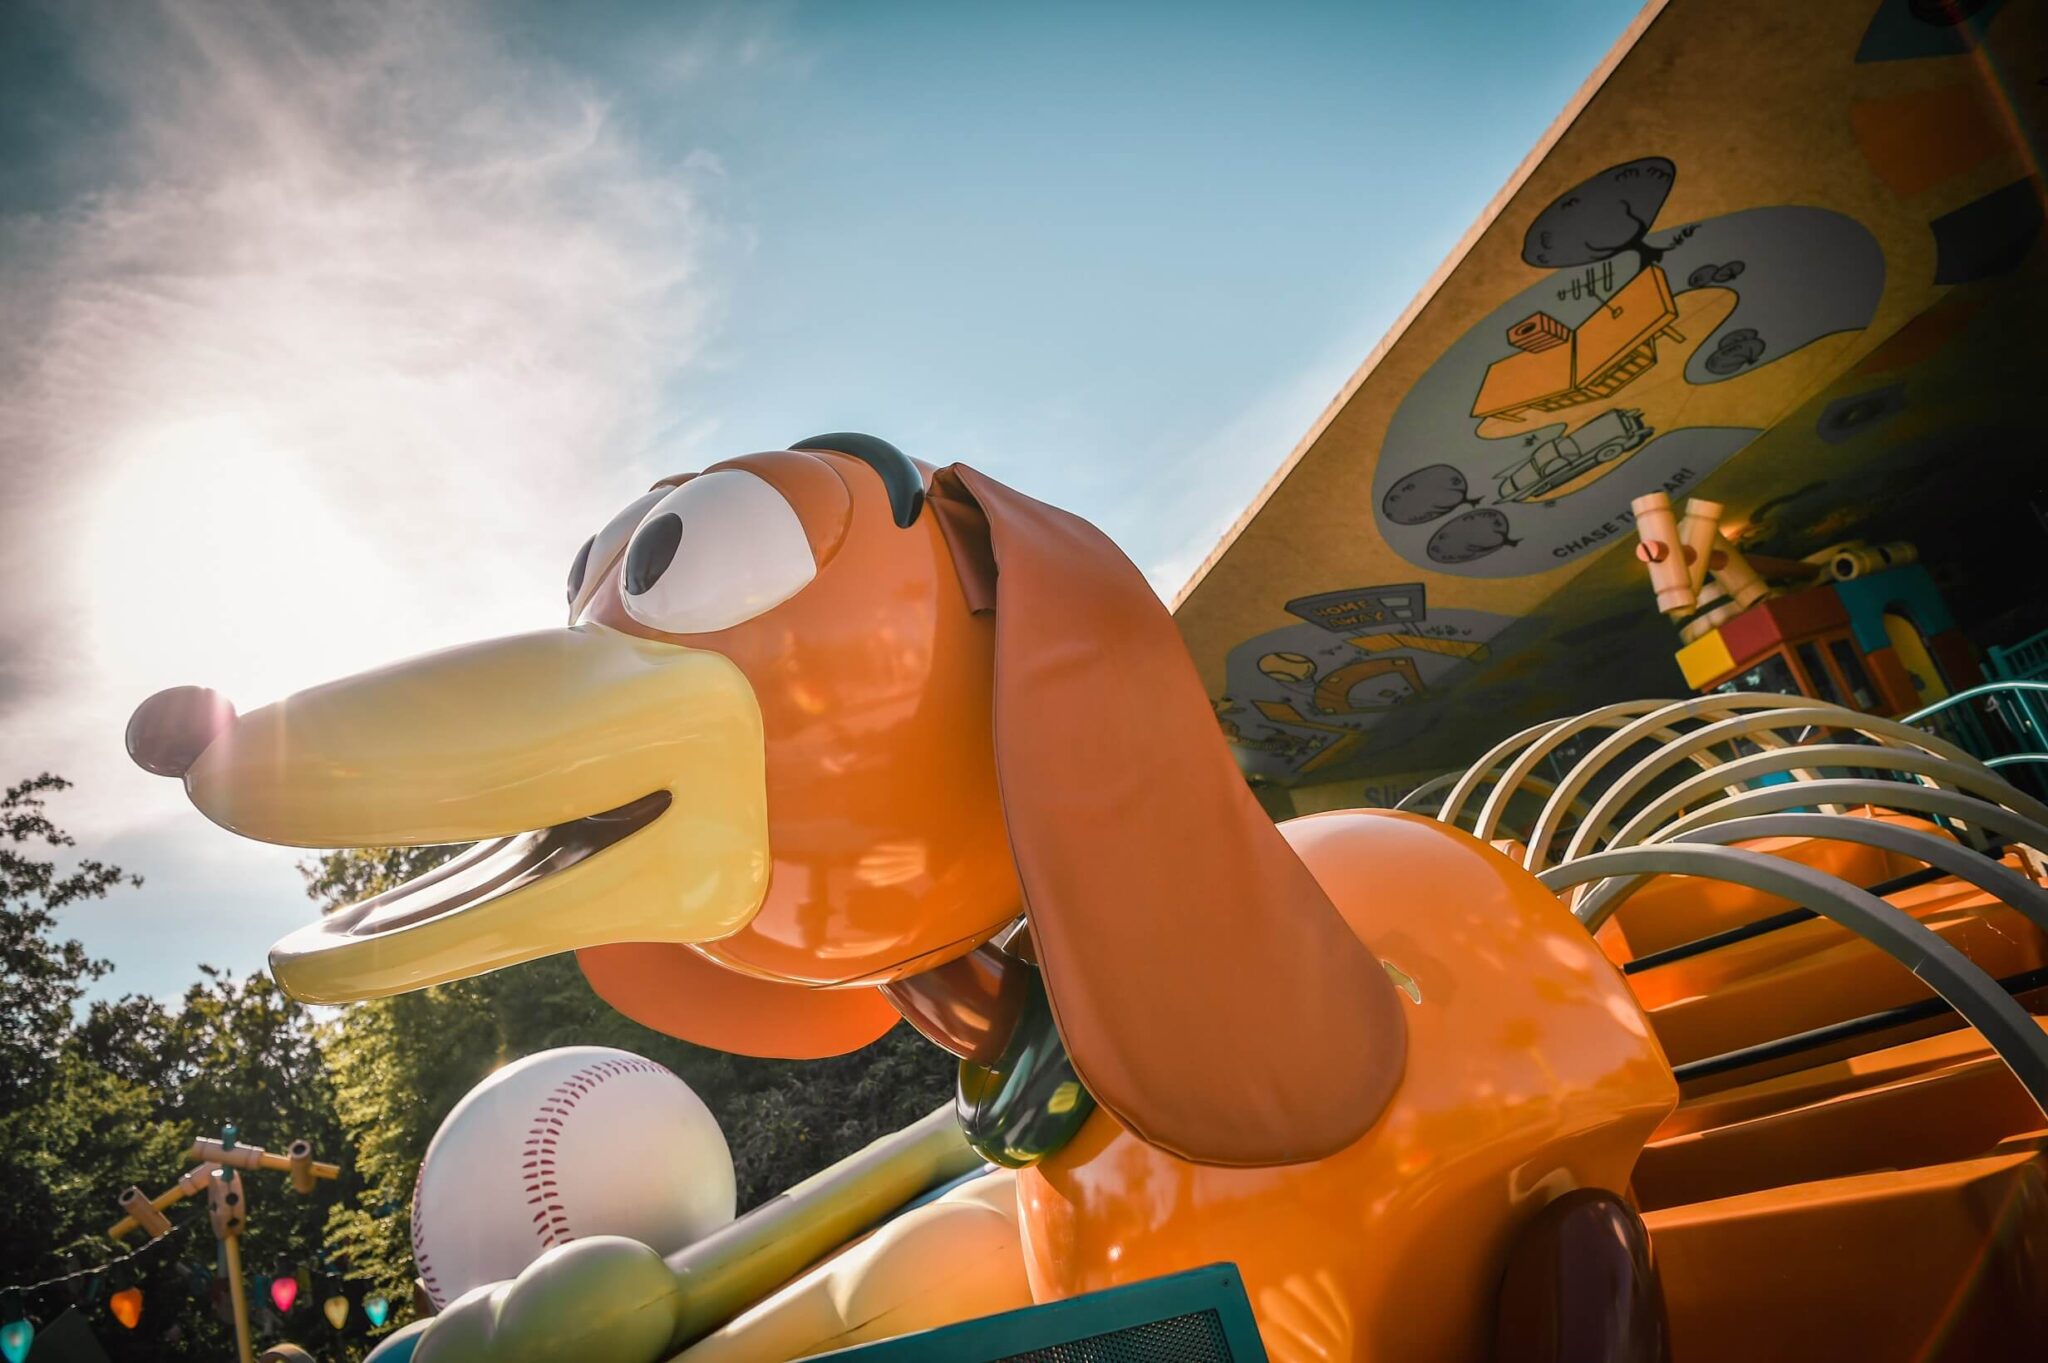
(1470, 265), (1683, 423)
(1493, 408), (1652, 503)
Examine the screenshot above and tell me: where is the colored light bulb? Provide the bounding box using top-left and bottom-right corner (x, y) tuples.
(324, 1294), (349, 1329)
(110, 1287), (144, 1329)
(271, 1275), (299, 1313)
(1, 1319), (31, 1363)
(364, 1293), (390, 1327)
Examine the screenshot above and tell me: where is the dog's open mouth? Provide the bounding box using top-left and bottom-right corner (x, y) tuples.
(324, 791), (673, 939)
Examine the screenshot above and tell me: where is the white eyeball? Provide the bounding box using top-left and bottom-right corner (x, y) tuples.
(620, 470), (816, 634)
(569, 489), (668, 622)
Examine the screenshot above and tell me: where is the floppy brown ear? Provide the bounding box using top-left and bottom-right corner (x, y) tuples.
(928, 465), (1406, 1167)
(578, 944), (903, 1059)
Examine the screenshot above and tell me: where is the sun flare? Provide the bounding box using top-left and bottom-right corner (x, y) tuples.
(77, 416), (408, 712)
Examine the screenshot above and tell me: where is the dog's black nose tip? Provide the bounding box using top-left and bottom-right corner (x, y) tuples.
(127, 686), (237, 778)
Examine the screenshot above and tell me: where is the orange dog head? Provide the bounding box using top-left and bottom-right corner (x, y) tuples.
(129, 436), (1404, 1165)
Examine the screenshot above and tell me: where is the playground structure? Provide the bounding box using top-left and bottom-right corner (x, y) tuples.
(1629, 494), (1979, 718)
(107, 1128), (340, 1363)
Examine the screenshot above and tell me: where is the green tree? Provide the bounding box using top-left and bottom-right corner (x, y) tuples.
(0, 775), (137, 1102)
(1, 779), (357, 1361)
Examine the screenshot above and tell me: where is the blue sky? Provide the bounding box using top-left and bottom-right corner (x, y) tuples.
(0, 0), (1644, 1002)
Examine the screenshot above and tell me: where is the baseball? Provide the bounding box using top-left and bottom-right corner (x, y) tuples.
(410, 1046), (735, 1309)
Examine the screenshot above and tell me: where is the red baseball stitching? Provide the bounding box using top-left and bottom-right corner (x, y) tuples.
(411, 1056), (675, 1304)
(410, 1159), (443, 1305)
(522, 1058), (673, 1249)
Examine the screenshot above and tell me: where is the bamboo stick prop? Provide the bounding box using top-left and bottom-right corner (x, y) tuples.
(1676, 497), (1724, 595)
(107, 1129), (342, 1363)
(108, 1164), (221, 1241)
(662, 1103), (983, 1350)
(189, 1137), (342, 1187)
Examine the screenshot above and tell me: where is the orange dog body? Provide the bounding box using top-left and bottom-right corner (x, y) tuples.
(1021, 810), (1675, 1363)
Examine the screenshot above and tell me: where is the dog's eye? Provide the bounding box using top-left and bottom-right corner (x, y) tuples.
(567, 535), (596, 602)
(568, 489), (667, 621)
(620, 470), (815, 634)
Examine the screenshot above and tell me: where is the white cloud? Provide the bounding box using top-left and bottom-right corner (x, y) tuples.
(0, 0), (739, 990)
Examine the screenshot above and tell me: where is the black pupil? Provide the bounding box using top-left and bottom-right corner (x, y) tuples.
(566, 535), (595, 603)
(624, 513), (683, 596)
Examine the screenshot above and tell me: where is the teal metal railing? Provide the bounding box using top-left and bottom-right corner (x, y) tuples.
(1987, 628), (2048, 684)
(1909, 681), (2048, 801)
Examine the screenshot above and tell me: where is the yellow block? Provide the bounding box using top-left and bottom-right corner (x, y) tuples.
(1676, 629), (1736, 690)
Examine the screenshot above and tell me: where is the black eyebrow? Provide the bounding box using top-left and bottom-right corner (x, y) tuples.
(790, 432), (925, 528)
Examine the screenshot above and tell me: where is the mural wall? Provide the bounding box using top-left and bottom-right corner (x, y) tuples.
(1219, 584), (1513, 783)
(1189, 0), (2044, 794)
(1373, 163), (1885, 578)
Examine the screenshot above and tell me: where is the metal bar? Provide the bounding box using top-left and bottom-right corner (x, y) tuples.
(1538, 844), (2048, 1117)
(1620, 864), (1953, 975)
(1596, 812), (2048, 972)
(1673, 966), (2048, 1083)
(1907, 681), (2048, 726)
(1640, 781), (2048, 860)
(1556, 701), (1994, 872)
(1574, 742), (2032, 884)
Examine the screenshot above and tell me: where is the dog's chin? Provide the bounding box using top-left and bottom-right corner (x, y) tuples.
(267, 785), (770, 1006)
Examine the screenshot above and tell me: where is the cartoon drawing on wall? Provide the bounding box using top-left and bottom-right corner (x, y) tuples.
(1374, 157), (1886, 578)
(1381, 467), (1481, 524)
(1384, 470), (1482, 528)
(1218, 590), (1514, 782)
(1258, 650), (1427, 717)
(1493, 410), (1651, 504)
(1284, 583), (1428, 631)
(1816, 383), (1909, 444)
(1471, 265), (1688, 422)
(1213, 697), (1319, 764)
(1427, 509), (1522, 564)
(1522, 157), (1682, 273)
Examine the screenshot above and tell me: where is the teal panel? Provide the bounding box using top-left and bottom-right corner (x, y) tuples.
(1832, 566), (1953, 655)
(810, 1262), (1269, 1362)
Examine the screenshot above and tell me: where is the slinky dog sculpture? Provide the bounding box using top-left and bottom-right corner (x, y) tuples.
(128, 436), (1675, 1361)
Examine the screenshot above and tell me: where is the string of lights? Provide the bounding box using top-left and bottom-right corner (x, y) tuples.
(3, 1130), (367, 1360)
(0, 1218), (193, 1297)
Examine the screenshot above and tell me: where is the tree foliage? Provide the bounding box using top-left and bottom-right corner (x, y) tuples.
(1, 777), (341, 1360)
(0, 775), (138, 1103)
